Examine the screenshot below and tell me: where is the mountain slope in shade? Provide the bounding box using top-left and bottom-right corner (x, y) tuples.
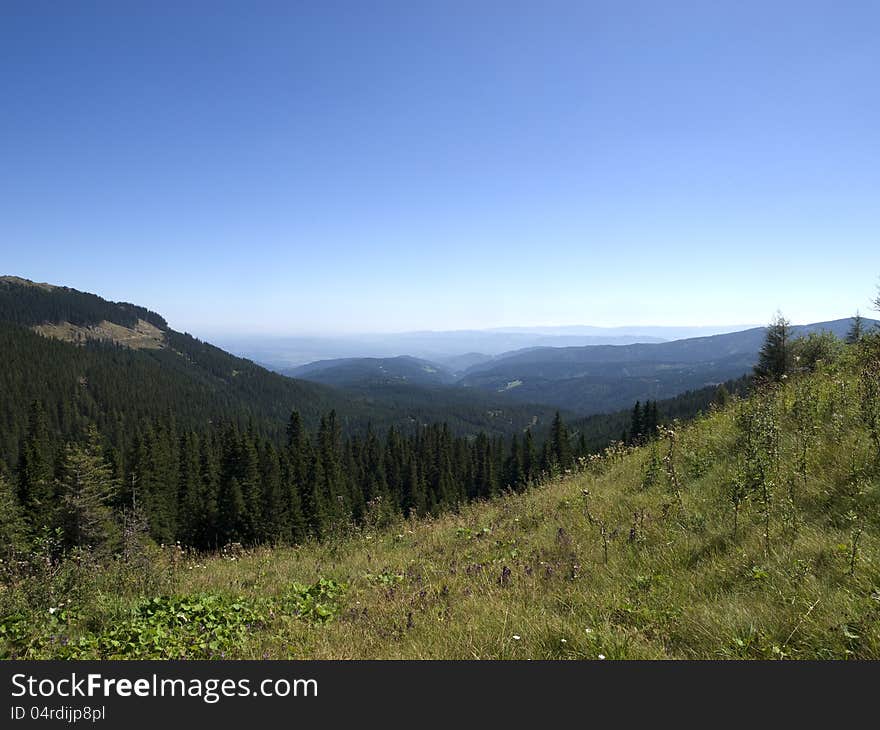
(285, 355), (456, 387)
(457, 318), (876, 415)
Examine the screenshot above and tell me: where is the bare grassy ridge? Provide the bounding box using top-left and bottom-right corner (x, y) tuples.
(4, 344), (879, 659)
(33, 318), (166, 350)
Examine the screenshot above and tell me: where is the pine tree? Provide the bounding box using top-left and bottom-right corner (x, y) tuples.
(58, 426), (120, 554)
(286, 411), (312, 535)
(846, 312), (864, 344)
(18, 400), (55, 529)
(316, 411), (348, 530)
(218, 426), (247, 543)
(630, 401), (643, 445)
(260, 443), (286, 544)
(134, 422), (180, 544)
(308, 454), (328, 536)
(522, 429), (536, 484)
(0, 472), (27, 552)
(280, 449), (306, 543)
(503, 435), (524, 491)
(199, 434), (221, 549)
(177, 431), (203, 547)
(714, 384), (731, 408)
(577, 432), (587, 460)
(540, 439), (555, 478)
(217, 476), (245, 543)
(402, 459), (425, 517)
(550, 411), (571, 471)
(644, 401), (659, 440)
(755, 312), (793, 382)
(238, 429), (263, 542)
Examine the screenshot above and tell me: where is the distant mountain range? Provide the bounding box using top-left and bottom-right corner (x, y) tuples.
(286, 318), (876, 416)
(216, 324), (755, 370)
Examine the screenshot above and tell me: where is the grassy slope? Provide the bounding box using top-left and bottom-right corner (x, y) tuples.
(176, 346), (880, 659)
(5, 345), (879, 659)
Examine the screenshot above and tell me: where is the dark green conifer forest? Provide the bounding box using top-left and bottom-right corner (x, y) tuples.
(0, 278), (802, 556)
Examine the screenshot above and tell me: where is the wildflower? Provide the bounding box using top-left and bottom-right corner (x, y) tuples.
(598, 654), (606, 660)
(585, 628), (593, 634)
(48, 607), (57, 614)
(560, 639), (567, 643)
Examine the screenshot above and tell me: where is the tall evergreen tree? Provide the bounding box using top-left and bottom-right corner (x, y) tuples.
(0, 472), (27, 552)
(238, 428), (263, 542)
(286, 410), (313, 534)
(846, 312), (865, 344)
(58, 426), (120, 554)
(17, 400), (55, 529)
(177, 431), (204, 547)
(218, 426), (247, 543)
(755, 312), (793, 382)
(260, 443), (286, 544)
(644, 401), (659, 440)
(217, 476), (245, 543)
(402, 458), (424, 517)
(316, 411), (348, 529)
(522, 428), (536, 484)
(280, 449), (307, 543)
(550, 412), (571, 471)
(199, 433), (221, 549)
(503, 435), (524, 491)
(630, 402), (643, 445)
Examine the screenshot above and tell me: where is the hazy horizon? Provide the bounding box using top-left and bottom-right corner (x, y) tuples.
(206, 321), (760, 339)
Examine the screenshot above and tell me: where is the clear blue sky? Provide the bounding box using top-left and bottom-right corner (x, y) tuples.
(2, 1), (878, 336)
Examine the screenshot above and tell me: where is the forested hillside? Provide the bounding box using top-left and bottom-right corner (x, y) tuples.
(4, 277), (868, 563)
(458, 317), (877, 414)
(2, 317), (877, 659)
(284, 355), (456, 386)
(0, 278), (586, 552)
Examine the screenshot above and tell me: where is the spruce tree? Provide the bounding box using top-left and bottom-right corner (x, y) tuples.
(846, 312), (864, 344)
(18, 400), (55, 529)
(504, 435), (524, 491)
(0, 472), (27, 552)
(714, 384), (731, 408)
(317, 411), (348, 529)
(177, 431), (203, 547)
(522, 429), (536, 484)
(402, 459), (425, 517)
(238, 429), (263, 542)
(218, 426), (247, 543)
(199, 434), (221, 549)
(284, 459), (307, 543)
(550, 412), (571, 471)
(540, 439), (555, 478)
(260, 443), (285, 544)
(217, 476), (245, 543)
(577, 432), (587, 460)
(630, 402), (643, 445)
(644, 401), (659, 440)
(755, 312), (793, 382)
(58, 426), (120, 554)
(286, 410), (312, 533)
